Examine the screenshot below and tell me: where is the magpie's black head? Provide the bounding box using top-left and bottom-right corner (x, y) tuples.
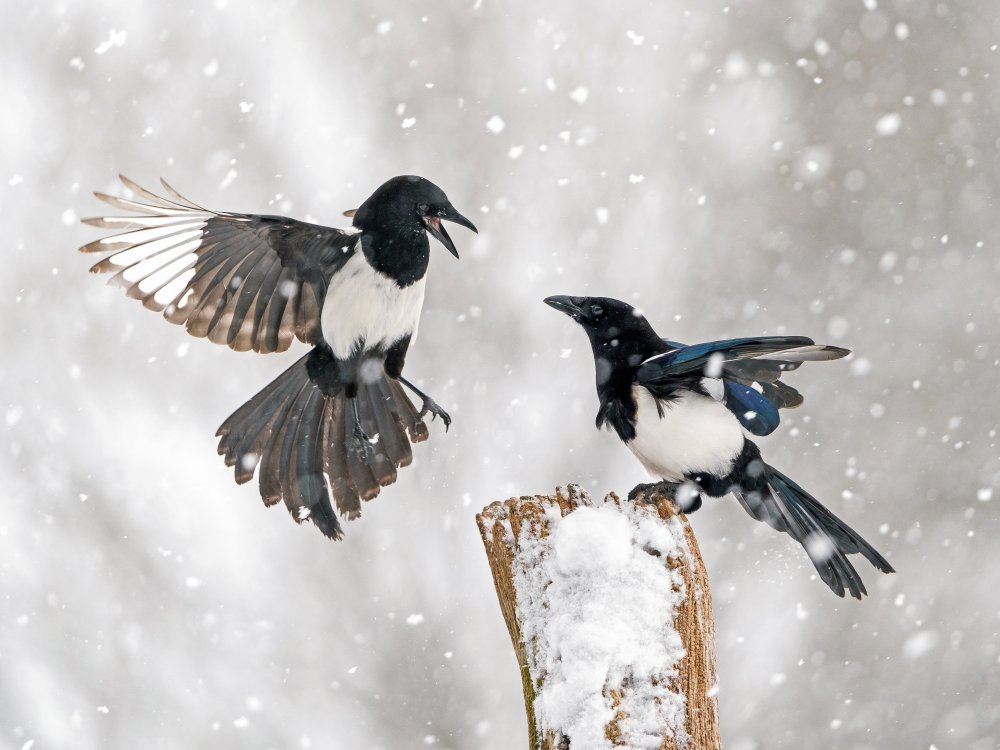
(352, 175), (477, 258)
(544, 295), (652, 339)
(544, 295), (665, 369)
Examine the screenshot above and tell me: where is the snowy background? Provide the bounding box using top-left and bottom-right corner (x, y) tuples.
(3, 0), (1000, 748)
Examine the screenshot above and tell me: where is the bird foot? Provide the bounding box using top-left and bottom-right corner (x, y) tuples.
(350, 424), (376, 460)
(628, 482), (663, 503)
(416, 395), (451, 431)
(628, 480), (703, 513)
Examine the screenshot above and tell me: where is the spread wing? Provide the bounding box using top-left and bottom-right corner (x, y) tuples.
(80, 175), (358, 353)
(642, 337), (849, 436)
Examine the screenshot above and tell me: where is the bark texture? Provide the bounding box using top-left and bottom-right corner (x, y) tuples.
(476, 484), (721, 750)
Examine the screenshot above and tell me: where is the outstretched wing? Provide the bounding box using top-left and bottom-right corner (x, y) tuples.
(642, 337), (849, 436)
(80, 175), (358, 353)
(641, 336), (819, 379)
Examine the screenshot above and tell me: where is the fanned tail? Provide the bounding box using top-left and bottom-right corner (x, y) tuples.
(732, 459), (894, 599)
(216, 350), (429, 539)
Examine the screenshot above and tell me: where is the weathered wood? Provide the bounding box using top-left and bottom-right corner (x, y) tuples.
(476, 484), (721, 750)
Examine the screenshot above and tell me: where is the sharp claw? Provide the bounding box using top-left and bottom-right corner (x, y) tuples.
(415, 395), (451, 431)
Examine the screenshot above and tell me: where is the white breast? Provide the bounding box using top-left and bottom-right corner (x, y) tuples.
(321, 247), (426, 359)
(626, 385), (745, 482)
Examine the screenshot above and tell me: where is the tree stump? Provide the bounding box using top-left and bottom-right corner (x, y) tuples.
(476, 484), (721, 750)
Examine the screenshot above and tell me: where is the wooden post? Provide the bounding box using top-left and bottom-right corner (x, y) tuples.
(476, 484), (721, 750)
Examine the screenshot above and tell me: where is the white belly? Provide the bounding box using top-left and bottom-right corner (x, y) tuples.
(321, 249), (426, 359)
(627, 386), (745, 482)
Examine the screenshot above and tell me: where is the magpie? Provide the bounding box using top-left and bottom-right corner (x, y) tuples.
(81, 174), (476, 539)
(544, 295), (894, 599)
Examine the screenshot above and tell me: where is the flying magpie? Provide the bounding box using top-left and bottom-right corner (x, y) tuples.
(544, 294), (894, 599)
(81, 174), (476, 539)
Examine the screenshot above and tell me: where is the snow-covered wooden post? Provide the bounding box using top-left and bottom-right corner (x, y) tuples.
(477, 484), (721, 750)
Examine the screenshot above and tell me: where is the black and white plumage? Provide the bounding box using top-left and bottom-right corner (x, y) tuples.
(82, 174), (476, 539)
(545, 295), (894, 599)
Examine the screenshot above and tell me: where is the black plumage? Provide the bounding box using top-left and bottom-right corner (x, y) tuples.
(81, 176), (351, 353)
(545, 294), (894, 599)
(214, 349), (428, 538)
(82, 175), (475, 538)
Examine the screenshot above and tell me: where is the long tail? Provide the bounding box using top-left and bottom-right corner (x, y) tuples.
(216, 350), (429, 539)
(732, 462), (894, 599)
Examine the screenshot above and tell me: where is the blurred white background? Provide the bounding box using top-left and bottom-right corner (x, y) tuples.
(2, 0), (999, 748)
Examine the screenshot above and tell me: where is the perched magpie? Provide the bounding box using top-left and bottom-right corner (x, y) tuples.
(544, 295), (894, 599)
(81, 174), (476, 539)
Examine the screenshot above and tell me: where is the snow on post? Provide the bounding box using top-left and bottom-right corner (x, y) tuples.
(477, 485), (721, 750)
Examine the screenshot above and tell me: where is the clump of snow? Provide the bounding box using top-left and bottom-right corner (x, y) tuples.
(512, 497), (689, 749)
(805, 532), (836, 563)
(485, 115), (506, 134)
(94, 29), (127, 55)
(875, 112), (901, 136)
(826, 315), (850, 340)
(626, 30), (644, 46)
(902, 630), (939, 660)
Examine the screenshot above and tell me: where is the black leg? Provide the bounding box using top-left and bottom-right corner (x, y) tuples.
(349, 397), (375, 458)
(398, 376), (451, 430)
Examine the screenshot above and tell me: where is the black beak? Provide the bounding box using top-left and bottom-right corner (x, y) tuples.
(424, 205), (478, 258)
(543, 295), (585, 320)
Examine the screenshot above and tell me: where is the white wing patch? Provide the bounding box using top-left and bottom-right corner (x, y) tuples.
(81, 175), (346, 353)
(85, 218), (210, 312)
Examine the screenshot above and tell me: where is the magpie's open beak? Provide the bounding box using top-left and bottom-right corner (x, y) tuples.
(543, 295), (585, 320)
(423, 206), (477, 258)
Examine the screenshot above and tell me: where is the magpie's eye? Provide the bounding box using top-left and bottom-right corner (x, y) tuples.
(418, 203), (429, 214)
(591, 305), (603, 316)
